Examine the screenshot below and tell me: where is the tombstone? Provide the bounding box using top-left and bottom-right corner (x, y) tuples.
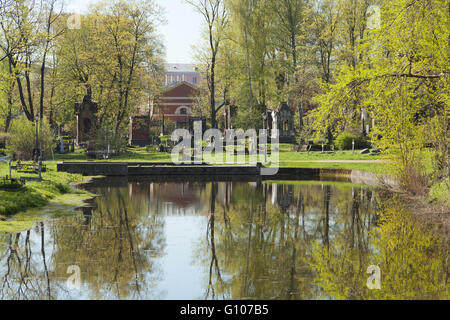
(60, 137), (65, 154)
(129, 115), (151, 146)
(249, 136), (256, 154)
(276, 185), (294, 212)
(75, 89), (98, 146)
(268, 102), (296, 143)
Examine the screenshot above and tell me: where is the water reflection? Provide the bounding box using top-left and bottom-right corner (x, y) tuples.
(0, 179), (447, 300)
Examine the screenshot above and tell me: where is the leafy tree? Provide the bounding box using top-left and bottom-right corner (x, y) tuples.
(0, 0), (65, 122)
(310, 0), (449, 191)
(55, 0), (164, 140)
(7, 116), (54, 158)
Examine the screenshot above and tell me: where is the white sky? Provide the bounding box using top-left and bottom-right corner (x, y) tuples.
(65, 0), (203, 64)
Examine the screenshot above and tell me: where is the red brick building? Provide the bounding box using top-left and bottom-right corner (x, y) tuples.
(156, 81), (200, 122)
(128, 64), (204, 145)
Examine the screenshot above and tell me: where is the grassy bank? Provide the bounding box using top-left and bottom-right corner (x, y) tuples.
(51, 145), (386, 174)
(0, 145), (387, 233)
(275, 161), (385, 174)
(0, 162), (94, 233)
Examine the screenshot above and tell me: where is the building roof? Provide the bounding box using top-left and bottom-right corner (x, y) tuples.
(164, 63), (199, 74)
(162, 81), (200, 94)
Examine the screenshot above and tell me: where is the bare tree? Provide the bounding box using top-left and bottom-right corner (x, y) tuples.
(186, 0), (229, 129)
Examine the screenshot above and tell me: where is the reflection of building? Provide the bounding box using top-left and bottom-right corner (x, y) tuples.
(271, 184), (294, 212)
(267, 102), (296, 144)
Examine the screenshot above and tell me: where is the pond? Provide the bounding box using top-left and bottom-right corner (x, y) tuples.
(0, 178), (448, 300)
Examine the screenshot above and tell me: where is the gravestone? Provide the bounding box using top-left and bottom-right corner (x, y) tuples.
(268, 102), (296, 144)
(129, 115), (151, 146)
(75, 89), (98, 146)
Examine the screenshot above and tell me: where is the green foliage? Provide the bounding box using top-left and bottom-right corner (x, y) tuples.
(163, 120), (176, 135)
(335, 132), (369, 150)
(0, 180), (24, 191)
(0, 188), (48, 215)
(310, 199), (449, 300)
(428, 178), (450, 205)
(56, 0), (164, 139)
(310, 0), (449, 193)
(95, 124), (128, 155)
(7, 116), (55, 159)
(0, 132), (10, 145)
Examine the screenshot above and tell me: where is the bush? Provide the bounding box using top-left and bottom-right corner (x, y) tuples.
(335, 131), (370, 150)
(428, 178), (450, 204)
(164, 120), (176, 135)
(0, 132), (10, 148)
(7, 116), (54, 159)
(0, 180), (24, 191)
(95, 125), (128, 155)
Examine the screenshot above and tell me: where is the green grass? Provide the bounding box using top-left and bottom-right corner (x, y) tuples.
(49, 145), (388, 174)
(52, 144), (384, 163)
(0, 161), (94, 233)
(276, 144), (384, 161)
(275, 161), (387, 174)
(0, 220), (34, 233)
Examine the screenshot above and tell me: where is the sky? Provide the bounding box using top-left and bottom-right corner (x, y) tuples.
(66, 0), (203, 64)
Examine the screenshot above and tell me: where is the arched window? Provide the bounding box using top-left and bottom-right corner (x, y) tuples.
(176, 106), (190, 115)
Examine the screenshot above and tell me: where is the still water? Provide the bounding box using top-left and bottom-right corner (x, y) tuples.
(0, 178), (448, 300)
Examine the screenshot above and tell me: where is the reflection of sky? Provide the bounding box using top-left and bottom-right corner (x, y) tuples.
(155, 216), (207, 299)
(0, 182), (379, 300)
(0, 223), (93, 300)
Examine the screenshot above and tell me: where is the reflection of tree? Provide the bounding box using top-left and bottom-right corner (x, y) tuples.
(40, 222), (51, 299)
(205, 182), (224, 299)
(51, 186), (166, 299)
(310, 197), (449, 300)
(0, 183), (168, 300)
(0, 229), (54, 299)
(1, 180), (446, 300)
(195, 182), (380, 299)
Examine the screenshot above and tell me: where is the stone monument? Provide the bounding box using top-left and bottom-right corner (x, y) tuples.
(75, 87), (98, 146)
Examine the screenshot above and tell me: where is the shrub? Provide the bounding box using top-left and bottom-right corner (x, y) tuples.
(428, 178), (450, 204)
(0, 180), (24, 191)
(335, 131), (370, 150)
(95, 125), (128, 155)
(7, 116), (54, 159)
(0, 132), (10, 148)
(164, 120), (176, 135)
